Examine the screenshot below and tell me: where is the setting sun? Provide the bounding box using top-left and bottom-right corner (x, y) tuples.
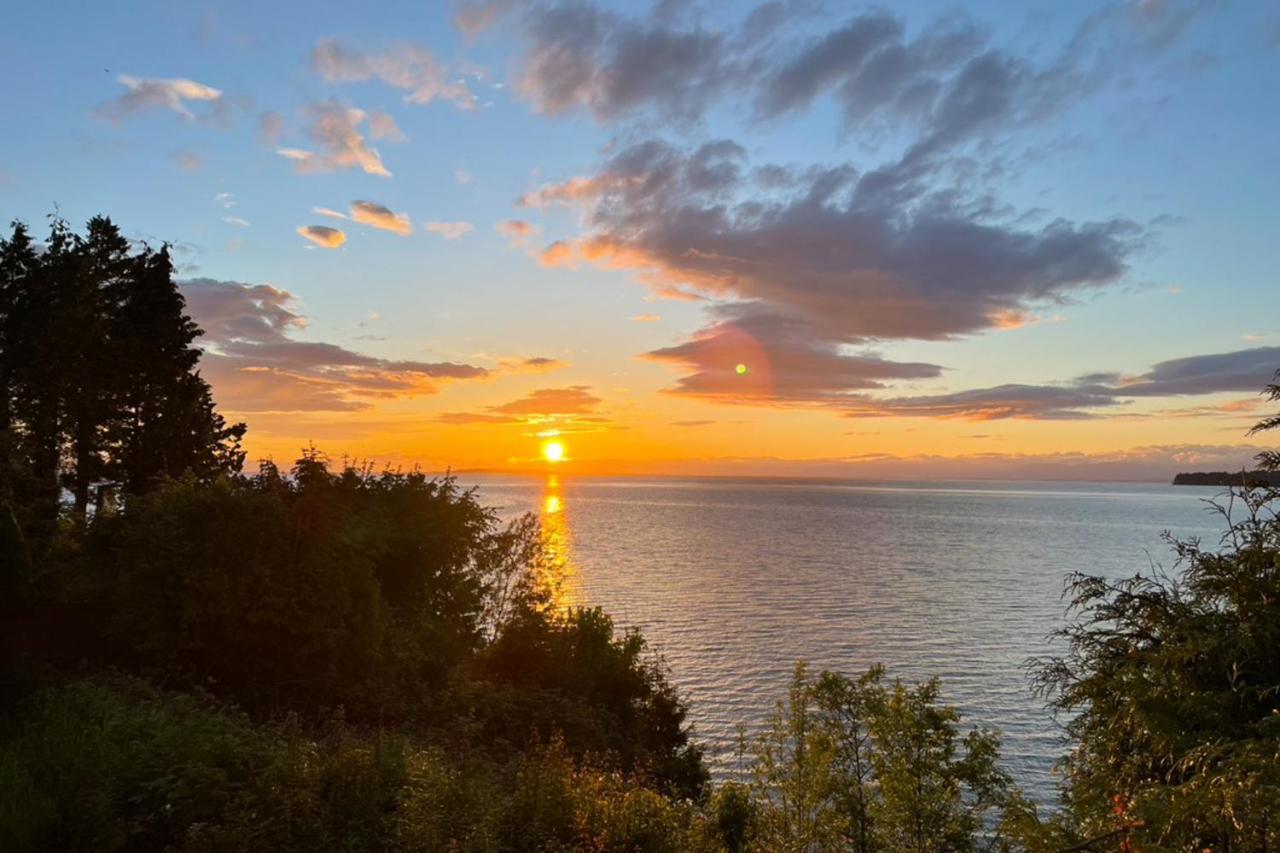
(542, 440), (566, 463)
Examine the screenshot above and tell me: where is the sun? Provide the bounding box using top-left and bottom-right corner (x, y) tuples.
(542, 440), (566, 463)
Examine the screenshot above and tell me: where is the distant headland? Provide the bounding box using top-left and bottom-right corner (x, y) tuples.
(1172, 470), (1280, 486)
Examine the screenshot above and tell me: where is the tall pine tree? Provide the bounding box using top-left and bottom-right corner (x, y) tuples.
(0, 215), (245, 531)
(108, 242), (245, 495)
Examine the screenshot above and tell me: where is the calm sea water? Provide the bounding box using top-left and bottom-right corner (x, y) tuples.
(465, 474), (1229, 805)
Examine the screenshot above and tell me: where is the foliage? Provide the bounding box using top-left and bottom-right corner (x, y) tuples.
(0, 677), (719, 853)
(0, 216), (244, 549)
(1251, 368), (1280, 471)
(480, 605), (707, 799)
(1036, 484), (1280, 850)
(746, 661), (1015, 852)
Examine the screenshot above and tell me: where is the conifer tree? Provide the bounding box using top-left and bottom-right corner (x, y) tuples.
(0, 215), (246, 531)
(108, 242), (244, 495)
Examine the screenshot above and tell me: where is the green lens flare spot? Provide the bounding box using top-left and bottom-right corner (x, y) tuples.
(735, 363), (748, 375)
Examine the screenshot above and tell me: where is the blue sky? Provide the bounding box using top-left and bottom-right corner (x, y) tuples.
(2, 0), (1278, 478)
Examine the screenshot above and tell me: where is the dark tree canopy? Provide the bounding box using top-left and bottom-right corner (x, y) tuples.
(0, 216), (245, 537)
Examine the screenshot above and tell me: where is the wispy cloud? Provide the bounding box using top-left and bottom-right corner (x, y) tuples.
(367, 110), (407, 141)
(97, 75), (223, 121)
(171, 150), (203, 172)
(311, 39), (477, 108)
(257, 111), (285, 144)
(423, 220), (475, 240)
(498, 356), (569, 373)
(495, 218), (540, 247)
(277, 102), (392, 177)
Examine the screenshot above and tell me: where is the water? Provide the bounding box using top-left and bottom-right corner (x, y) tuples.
(465, 474), (1229, 805)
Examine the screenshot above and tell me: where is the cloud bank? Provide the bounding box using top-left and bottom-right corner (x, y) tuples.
(181, 279), (488, 412)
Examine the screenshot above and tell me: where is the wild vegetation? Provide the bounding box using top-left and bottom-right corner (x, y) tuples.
(2, 217), (1279, 850)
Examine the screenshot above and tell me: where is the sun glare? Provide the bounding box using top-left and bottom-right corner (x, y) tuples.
(542, 440), (566, 463)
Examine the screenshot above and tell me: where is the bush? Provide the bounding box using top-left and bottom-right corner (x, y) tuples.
(0, 677), (714, 853)
(480, 606), (707, 799)
(107, 451), (537, 717)
(746, 661), (1016, 852)
(2, 676), (273, 851)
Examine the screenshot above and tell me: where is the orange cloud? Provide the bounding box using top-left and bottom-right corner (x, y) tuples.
(539, 240), (573, 266)
(519, 173), (643, 208)
(350, 200), (412, 235)
(181, 279), (489, 412)
(296, 225), (346, 248)
(496, 219), (540, 248)
(490, 385), (601, 415)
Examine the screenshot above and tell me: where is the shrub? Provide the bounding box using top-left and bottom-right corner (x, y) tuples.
(747, 661), (1015, 852)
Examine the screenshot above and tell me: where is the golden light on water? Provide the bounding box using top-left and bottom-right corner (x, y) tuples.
(537, 476), (576, 611)
(542, 439), (566, 463)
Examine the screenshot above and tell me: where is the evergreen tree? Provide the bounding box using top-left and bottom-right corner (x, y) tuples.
(107, 243), (244, 495)
(0, 221), (38, 474)
(63, 216), (128, 517)
(7, 217), (74, 529)
(1251, 368), (1280, 471)
(0, 215), (246, 534)
(0, 222), (41, 581)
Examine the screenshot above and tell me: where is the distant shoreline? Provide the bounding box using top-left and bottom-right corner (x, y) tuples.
(450, 469), (1175, 486)
(1173, 470), (1280, 486)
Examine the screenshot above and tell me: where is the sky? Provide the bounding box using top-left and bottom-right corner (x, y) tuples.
(2, 0), (1278, 480)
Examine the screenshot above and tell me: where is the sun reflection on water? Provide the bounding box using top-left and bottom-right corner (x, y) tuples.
(536, 475), (577, 611)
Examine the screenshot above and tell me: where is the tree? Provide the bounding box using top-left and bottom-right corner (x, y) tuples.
(750, 662), (843, 851)
(1036, 485), (1280, 849)
(0, 221), (38, 471)
(814, 666), (885, 852)
(748, 662), (1016, 852)
(1251, 368), (1280, 471)
(0, 216), (245, 537)
(0, 222), (41, 576)
(6, 217), (74, 530)
(62, 216), (127, 517)
(107, 242), (244, 495)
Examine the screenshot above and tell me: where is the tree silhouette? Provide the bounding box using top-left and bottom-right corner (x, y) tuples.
(0, 215), (245, 534)
(1249, 368), (1280, 471)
